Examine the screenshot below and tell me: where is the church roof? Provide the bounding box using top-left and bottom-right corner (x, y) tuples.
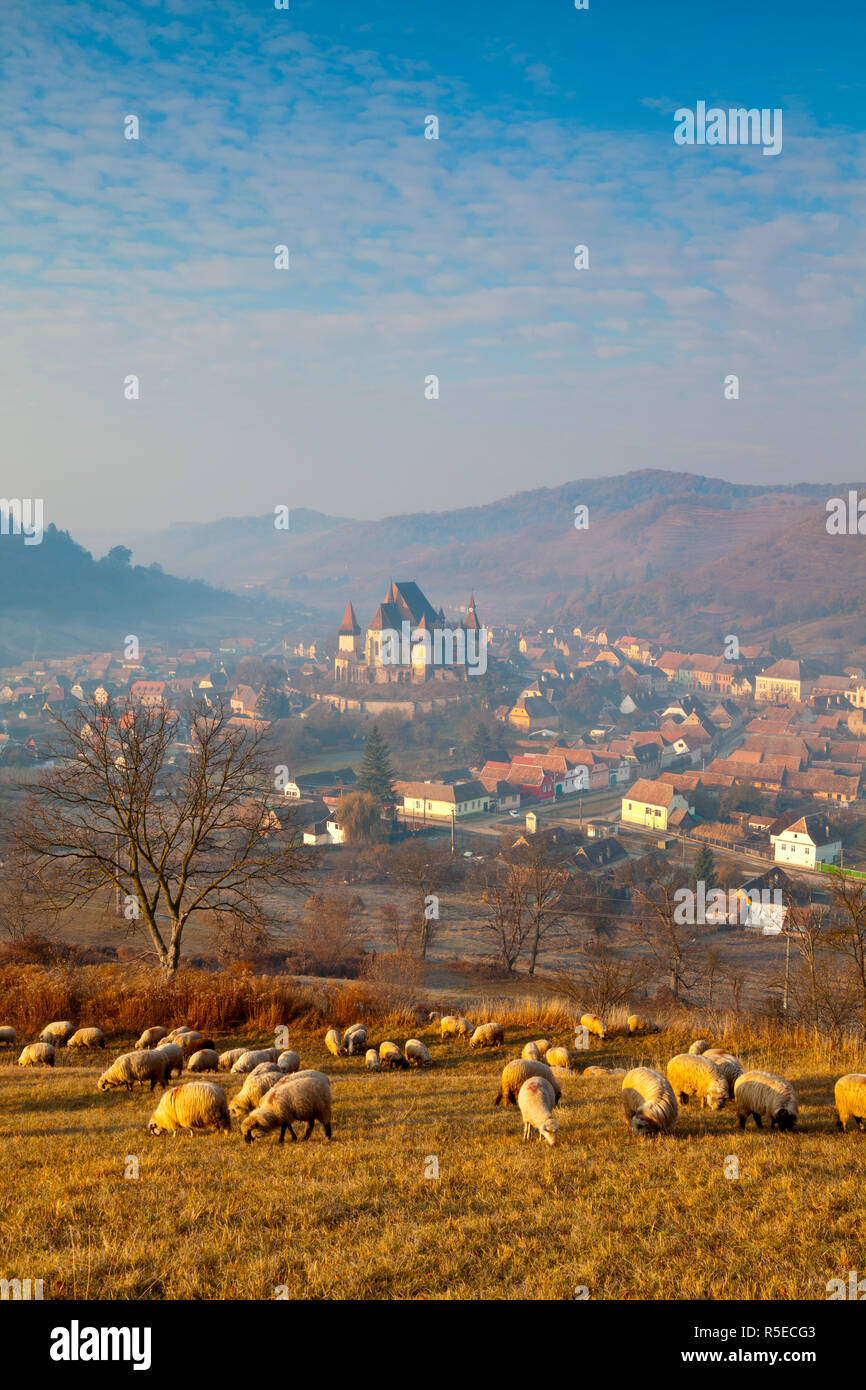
(386, 581), (439, 628)
(338, 601), (361, 636)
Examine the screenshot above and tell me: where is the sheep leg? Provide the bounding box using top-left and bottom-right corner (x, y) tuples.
(737, 1113), (747, 1130)
(493, 1093), (502, 1108)
(323, 1122), (332, 1140)
(278, 1123), (297, 1144)
(753, 1113), (763, 1128)
(522, 1123), (531, 1142)
(300, 1120), (315, 1141)
(836, 1116), (846, 1131)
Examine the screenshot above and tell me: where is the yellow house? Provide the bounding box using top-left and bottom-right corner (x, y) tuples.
(754, 660), (803, 703)
(398, 779), (491, 822)
(621, 778), (690, 830)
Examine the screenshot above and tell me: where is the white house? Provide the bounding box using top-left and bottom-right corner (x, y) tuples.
(770, 815), (842, 870)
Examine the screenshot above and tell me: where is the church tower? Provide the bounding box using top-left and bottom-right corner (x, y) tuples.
(338, 601), (361, 654)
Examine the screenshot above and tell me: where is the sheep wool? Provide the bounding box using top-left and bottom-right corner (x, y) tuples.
(19, 1042), (55, 1067)
(324, 1028), (345, 1058)
(545, 1046), (572, 1070)
(456, 1017), (474, 1039)
(522, 1042), (541, 1062)
(365, 1048), (381, 1072)
(241, 1070), (332, 1144)
(734, 1071), (798, 1132)
(229, 1067), (283, 1118)
(342, 1024), (367, 1056)
(0, 1026), (17, 1045)
(439, 1016), (460, 1039)
(187, 1049), (220, 1073)
(582, 1065), (610, 1078)
(579, 1013), (607, 1041)
(627, 1015), (659, 1035)
(688, 1039), (710, 1055)
(135, 1026), (168, 1049)
(231, 1048), (280, 1074)
(702, 1049), (743, 1092)
(147, 1082), (231, 1135)
(154, 1041), (184, 1077)
(517, 1077), (559, 1146)
(667, 1054), (729, 1110)
(494, 1059), (561, 1109)
(835, 1074), (866, 1133)
(622, 1067), (678, 1137)
(379, 1041), (408, 1070)
(39, 1021), (74, 1047)
(98, 1049), (170, 1092)
(217, 1048), (248, 1072)
(67, 1027), (106, 1050)
(277, 1051), (301, 1074)
(469, 1022), (504, 1049)
(533, 1039), (551, 1057)
(404, 1038), (433, 1067)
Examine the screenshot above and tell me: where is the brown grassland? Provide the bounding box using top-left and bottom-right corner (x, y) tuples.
(1, 970), (865, 1301)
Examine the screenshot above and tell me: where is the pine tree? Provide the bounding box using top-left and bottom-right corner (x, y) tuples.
(470, 721), (493, 766)
(356, 725), (395, 803)
(689, 843), (717, 895)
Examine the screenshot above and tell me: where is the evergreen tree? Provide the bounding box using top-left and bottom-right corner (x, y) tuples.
(470, 721), (493, 766)
(689, 843), (717, 895)
(356, 724), (395, 803)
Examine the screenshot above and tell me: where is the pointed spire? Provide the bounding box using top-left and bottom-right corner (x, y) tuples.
(338, 601), (361, 636)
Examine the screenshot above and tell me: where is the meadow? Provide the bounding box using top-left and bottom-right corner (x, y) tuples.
(1, 986), (865, 1301)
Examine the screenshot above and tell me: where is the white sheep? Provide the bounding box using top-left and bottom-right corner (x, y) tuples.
(379, 1041), (409, 1070)
(494, 1058), (561, 1109)
(734, 1071), (798, 1132)
(231, 1048), (280, 1074)
(67, 1026), (106, 1050)
(439, 1015), (460, 1039)
(187, 1049), (220, 1073)
(217, 1048), (248, 1072)
(277, 1050), (300, 1073)
(404, 1038), (432, 1067)
(517, 1077), (559, 1145)
(147, 1081), (231, 1135)
(0, 1026), (17, 1046)
(325, 1028), (346, 1058)
(545, 1046), (572, 1070)
(154, 1041), (184, 1077)
(365, 1048), (381, 1072)
(455, 1017), (474, 1039)
(166, 1027), (195, 1041)
(39, 1021), (74, 1047)
(522, 1041), (541, 1062)
(241, 1070), (333, 1143)
(627, 1014), (659, 1035)
(578, 1013), (607, 1041)
(19, 1042), (55, 1067)
(667, 1053), (729, 1110)
(835, 1074), (866, 1133)
(229, 1067), (284, 1118)
(582, 1065), (610, 1078)
(688, 1039), (710, 1055)
(702, 1049), (743, 1092)
(469, 1022), (504, 1049)
(98, 1049), (170, 1092)
(135, 1026), (168, 1049)
(533, 1038), (551, 1057)
(342, 1024), (367, 1056)
(622, 1067), (678, 1136)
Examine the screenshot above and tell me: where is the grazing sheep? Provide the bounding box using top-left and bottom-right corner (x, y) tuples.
(342, 1024), (367, 1056)
(98, 1049), (170, 1092)
(469, 1022), (504, 1049)
(579, 1013), (607, 1041)
(365, 1048), (381, 1072)
(154, 1041), (184, 1077)
(379, 1041), (409, 1071)
(277, 1050), (300, 1074)
(494, 1059), (561, 1109)
(734, 1071), (798, 1132)
(0, 1026), (17, 1046)
(241, 1071), (333, 1144)
(517, 1077), (559, 1146)
(325, 1028), (346, 1058)
(439, 1015), (460, 1039)
(249, 1061), (281, 1078)
(229, 1067), (283, 1118)
(39, 1021), (74, 1047)
(166, 1027), (194, 1040)
(180, 1031), (215, 1057)
(622, 1067), (678, 1137)
(702, 1049), (743, 1093)
(688, 1039), (710, 1055)
(522, 1042), (541, 1062)
(545, 1046), (572, 1070)
(609, 1068), (626, 1078)
(667, 1053), (729, 1111)
(19, 1042), (55, 1067)
(187, 1049), (220, 1073)
(533, 1039), (551, 1057)
(67, 1027), (106, 1050)
(404, 1038), (433, 1067)
(627, 1015), (659, 1035)
(147, 1081), (231, 1135)
(835, 1074), (866, 1133)
(428, 1010), (442, 1023)
(217, 1048), (248, 1072)
(582, 1065), (610, 1078)
(231, 1048), (280, 1074)
(135, 1026), (167, 1049)
(455, 1017), (474, 1039)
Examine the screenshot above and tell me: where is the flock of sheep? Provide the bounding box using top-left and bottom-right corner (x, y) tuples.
(4, 1010), (866, 1147)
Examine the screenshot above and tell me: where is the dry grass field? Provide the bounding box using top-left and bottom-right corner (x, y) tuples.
(1, 1010), (865, 1302)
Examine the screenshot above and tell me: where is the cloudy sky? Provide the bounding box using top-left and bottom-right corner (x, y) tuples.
(2, 0), (863, 549)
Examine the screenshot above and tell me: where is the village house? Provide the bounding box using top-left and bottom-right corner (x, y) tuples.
(620, 778), (692, 830)
(397, 779), (491, 822)
(770, 815), (842, 870)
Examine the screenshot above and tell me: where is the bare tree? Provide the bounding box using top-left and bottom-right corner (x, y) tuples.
(389, 843), (456, 959)
(478, 860), (532, 973)
(626, 855), (698, 1000)
(553, 929), (652, 1016)
(10, 696), (315, 975)
(825, 873), (866, 1039)
(509, 838), (572, 975)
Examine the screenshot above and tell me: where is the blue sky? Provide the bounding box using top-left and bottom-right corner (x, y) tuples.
(1, 0), (863, 546)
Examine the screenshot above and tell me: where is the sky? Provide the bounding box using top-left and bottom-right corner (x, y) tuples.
(1, 0), (864, 549)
